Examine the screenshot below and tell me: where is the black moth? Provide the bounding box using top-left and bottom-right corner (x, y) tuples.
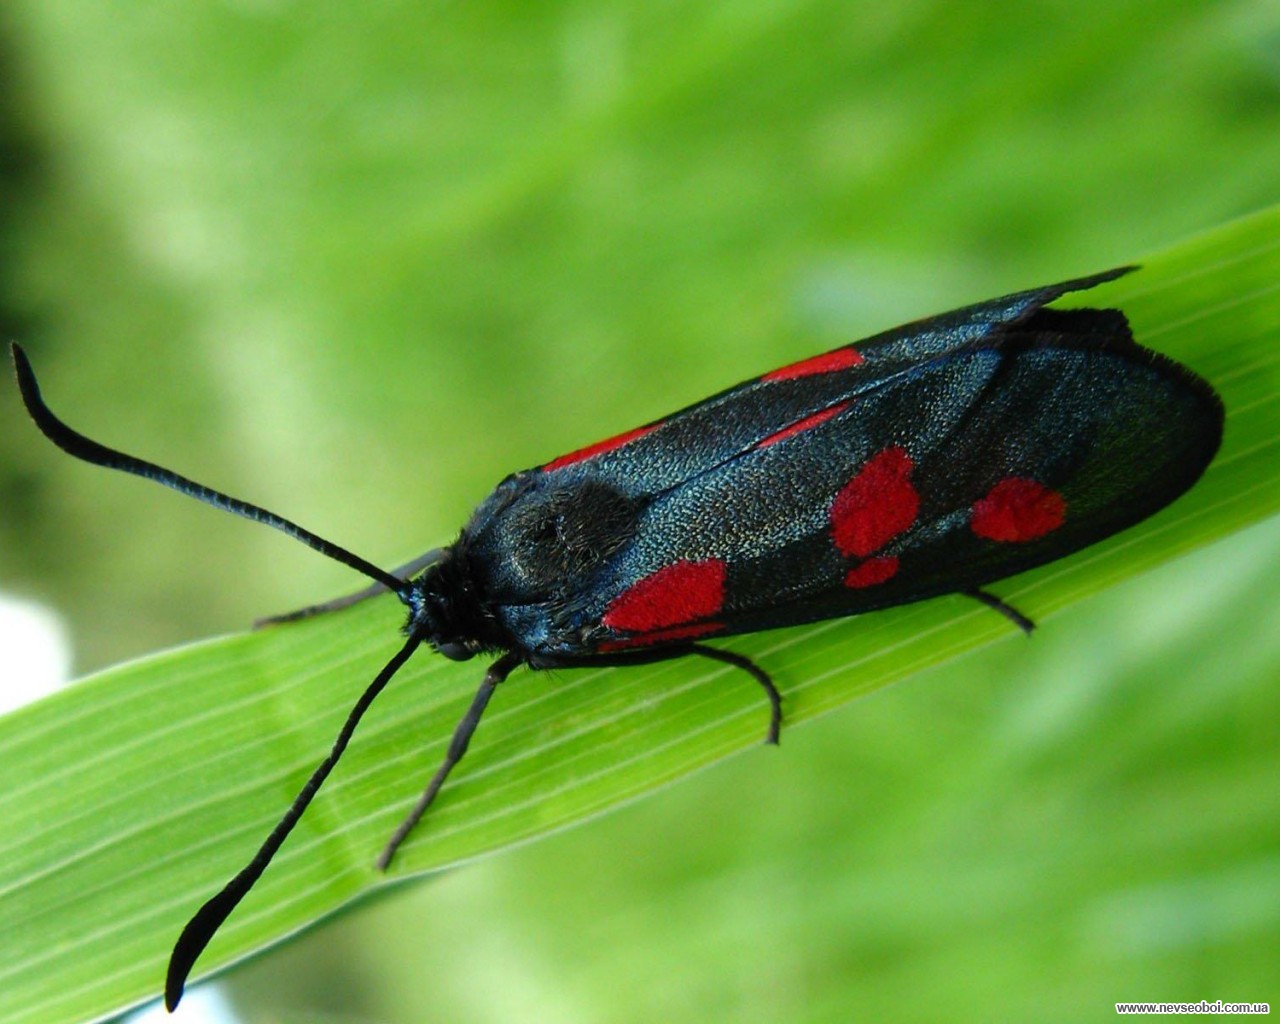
(11, 267), (1223, 1009)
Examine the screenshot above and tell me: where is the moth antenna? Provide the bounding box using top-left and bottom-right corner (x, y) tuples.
(165, 634), (421, 1011)
(256, 550), (447, 628)
(10, 343), (405, 594)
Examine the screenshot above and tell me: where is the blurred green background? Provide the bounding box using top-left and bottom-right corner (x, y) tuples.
(1, 1), (1277, 1021)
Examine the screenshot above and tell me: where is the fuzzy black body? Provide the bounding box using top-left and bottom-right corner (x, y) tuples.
(416, 269), (1222, 667)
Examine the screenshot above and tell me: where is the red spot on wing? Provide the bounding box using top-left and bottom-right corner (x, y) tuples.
(544, 423), (658, 472)
(756, 402), (850, 450)
(971, 477), (1066, 542)
(598, 621), (724, 651)
(602, 559), (727, 634)
(762, 346), (863, 382)
(830, 447), (919, 558)
(843, 556), (899, 588)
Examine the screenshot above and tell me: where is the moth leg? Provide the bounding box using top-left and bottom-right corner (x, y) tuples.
(528, 644), (782, 744)
(376, 649), (521, 870)
(966, 588), (1035, 636)
(687, 645), (782, 746)
(256, 549), (445, 628)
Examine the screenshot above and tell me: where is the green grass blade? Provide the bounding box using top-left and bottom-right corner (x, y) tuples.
(2, 205), (1279, 1023)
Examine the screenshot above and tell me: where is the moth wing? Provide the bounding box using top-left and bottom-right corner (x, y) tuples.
(537, 269), (1135, 499)
(569, 301), (1220, 652)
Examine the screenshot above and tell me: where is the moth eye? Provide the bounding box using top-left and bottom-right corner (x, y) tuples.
(435, 641), (472, 661)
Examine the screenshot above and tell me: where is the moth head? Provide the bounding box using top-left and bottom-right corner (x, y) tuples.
(403, 550), (485, 660)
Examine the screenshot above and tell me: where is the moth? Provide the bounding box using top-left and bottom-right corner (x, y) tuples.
(10, 266), (1223, 1008)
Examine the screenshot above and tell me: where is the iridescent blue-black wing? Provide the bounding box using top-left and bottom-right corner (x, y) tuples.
(461, 269), (1221, 656)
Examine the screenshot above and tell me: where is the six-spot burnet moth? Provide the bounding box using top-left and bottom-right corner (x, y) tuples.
(10, 266), (1223, 1009)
